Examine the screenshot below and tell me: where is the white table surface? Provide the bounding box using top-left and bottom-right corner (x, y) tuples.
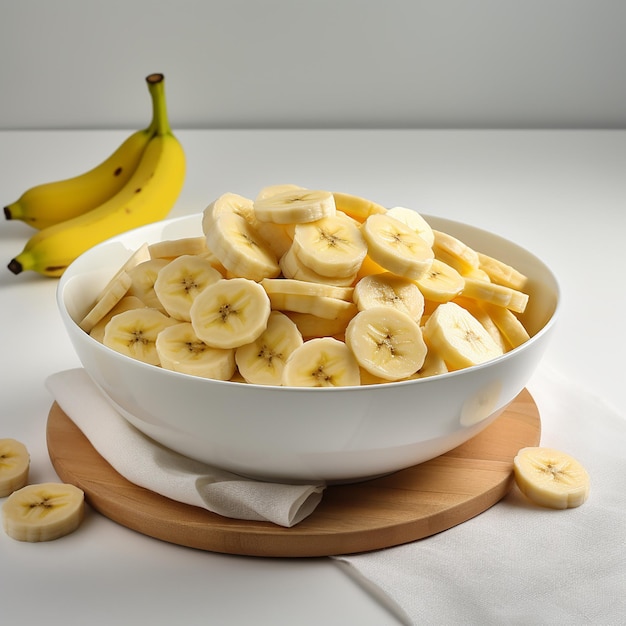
(1, 129), (624, 625)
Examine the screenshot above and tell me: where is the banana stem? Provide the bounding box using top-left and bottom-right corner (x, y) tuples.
(146, 73), (172, 137)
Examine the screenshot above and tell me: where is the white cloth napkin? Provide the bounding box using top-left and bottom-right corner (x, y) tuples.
(333, 365), (626, 626)
(45, 368), (325, 528)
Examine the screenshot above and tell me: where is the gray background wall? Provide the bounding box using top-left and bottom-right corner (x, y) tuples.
(2, 0), (625, 130)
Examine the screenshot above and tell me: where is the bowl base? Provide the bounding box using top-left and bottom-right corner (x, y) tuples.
(46, 388), (540, 557)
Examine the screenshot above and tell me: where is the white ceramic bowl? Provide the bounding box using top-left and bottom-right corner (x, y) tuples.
(57, 214), (559, 483)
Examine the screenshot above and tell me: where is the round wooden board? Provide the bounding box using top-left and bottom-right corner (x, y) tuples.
(46, 388), (540, 558)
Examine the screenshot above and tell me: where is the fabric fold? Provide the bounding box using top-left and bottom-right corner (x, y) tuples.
(332, 365), (626, 625)
(46, 368), (325, 528)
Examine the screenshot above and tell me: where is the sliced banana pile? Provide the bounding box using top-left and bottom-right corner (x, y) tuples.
(78, 184), (533, 387)
(1, 438), (85, 542)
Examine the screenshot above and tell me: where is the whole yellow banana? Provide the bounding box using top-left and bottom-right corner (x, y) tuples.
(3, 76), (165, 230)
(7, 74), (186, 277)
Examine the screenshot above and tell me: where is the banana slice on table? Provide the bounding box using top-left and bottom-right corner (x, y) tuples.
(422, 301), (504, 370)
(155, 322), (236, 380)
(513, 447), (590, 509)
(126, 258), (171, 312)
(361, 213), (434, 280)
(282, 337), (361, 387)
(153, 254), (222, 321)
(291, 212), (368, 278)
(0, 439), (30, 497)
(345, 307), (428, 381)
(332, 191), (387, 223)
(353, 272), (425, 321)
(279, 246), (357, 287)
(2, 482), (85, 542)
(148, 236), (208, 260)
(386, 206), (435, 247)
(478, 251), (528, 290)
(77, 242), (150, 333)
(253, 189), (336, 224)
(414, 258), (465, 303)
(89, 295), (148, 343)
(205, 211), (280, 281)
(432, 229), (480, 276)
(235, 311), (303, 385)
(103, 307), (177, 365)
(190, 277), (271, 349)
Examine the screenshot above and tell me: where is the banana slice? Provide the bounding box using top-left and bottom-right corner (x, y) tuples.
(478, 251), (528, 290)
(480, 302), (531, 349)
(202, 192), (257, 235)
(155, 322), (236, 380)
(126, 258), (171, 312)
(253, 189), (336, 224)
(196, 246), (228, 277)
(153, 254), (222, 321)
(0, 439), (30, 497)
(78, 272), (132, 333)
(291, 212), (368, 278)
(361, 213), (434, 280)
(78, 242), (150, 332)
(255, 183), (307, 201)
(386, 206), (435, 247)
(279, 246), (357, 287)
(414, 259), (465, 303)
(284, 308), (357, 339)
(345, 307), (427, 381)
(355, 253), (388, 280)
(262, 278), (357, 320)
(103, 307), (177, 365)
(513, 447), (590, 509)
(413, 349), (449, 379)
(358, 368), (391, 386)
(261, 278), (353, 301)
(2, 482), (85, 542)
(432, 229), (480, 275)
(148, 236), (208, 260)
(452, 296), (508, 352)
(282, 337), (361, 387)
(255, 221), (295, 258)
(461, 275), (529, 314)
(205, 211), (281, 281)
(190, 277), (271, 349)
(422, 301), (504, 370)
(235, 311), (303, 385)
(353, 272), (424, 321)
(332, 191), (387, 223)
(463, 265), (492, 282)
(89, 295), (148, 343)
